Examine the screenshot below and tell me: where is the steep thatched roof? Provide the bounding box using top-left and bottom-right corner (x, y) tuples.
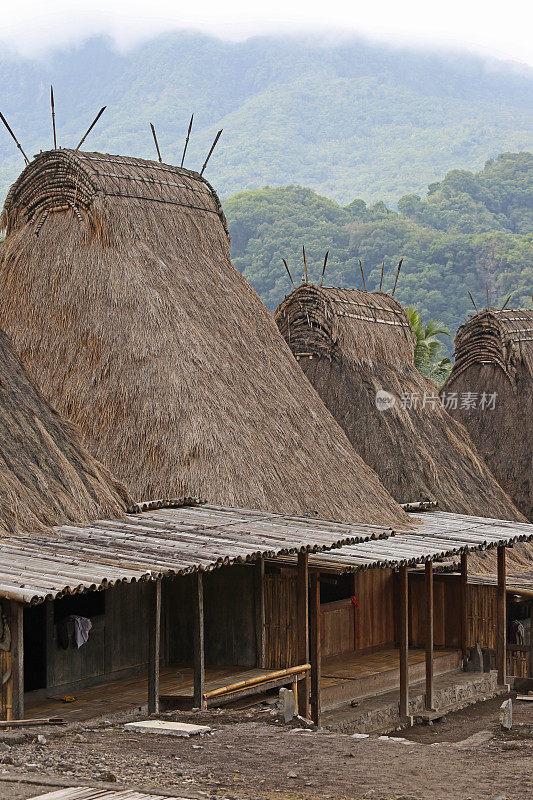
(443, 308), (533, 522)
(275, 284), (522, 521)
(0, 327), (132, 536)
(0, 150), (408, 527)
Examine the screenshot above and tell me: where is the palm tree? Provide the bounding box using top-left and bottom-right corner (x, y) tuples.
(405, 307), (452, 387)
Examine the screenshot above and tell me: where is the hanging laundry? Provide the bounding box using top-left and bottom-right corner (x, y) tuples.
(70, 615), (92, 648)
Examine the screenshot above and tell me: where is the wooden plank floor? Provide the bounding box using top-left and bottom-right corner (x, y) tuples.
(25, 650), (461, 722)
(25, 665), (279, 723)
(322, 647), (457, 684)
(320, 647), (461, 707)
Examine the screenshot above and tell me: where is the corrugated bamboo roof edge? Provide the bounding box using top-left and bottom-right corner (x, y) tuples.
(0, 503), (396, 605)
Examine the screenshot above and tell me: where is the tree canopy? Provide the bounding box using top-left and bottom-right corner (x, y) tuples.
(225, 152), (533, 352)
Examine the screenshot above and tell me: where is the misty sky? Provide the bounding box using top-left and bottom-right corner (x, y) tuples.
(2, 0), (532, 66)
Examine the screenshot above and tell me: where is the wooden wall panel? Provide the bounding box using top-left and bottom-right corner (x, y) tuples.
(46, 615), (105, 687)
(321, 600), (354, 657)
(353, 569), (395, 652)
(106, 582), (151, 673)
(467, 583), (496, 651)
(409, 574), (461, 649)
(166, 566), (256, 668)
(264, 570), (297, 669)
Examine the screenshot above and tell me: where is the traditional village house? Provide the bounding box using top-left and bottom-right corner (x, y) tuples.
(439, 308), (533, 679)
(0, 150), (407, 527)
(274, 284), (533, 693)
(0, 150), (531, 731)
(0, 148), (406, 726)
(0, 325), (132, 718)
(0, 324), (529, 727)
(442, 308), (533, 522)
(274, 284), (522, 519)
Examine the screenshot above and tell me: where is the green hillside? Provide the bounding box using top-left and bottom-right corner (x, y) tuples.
(0, 32), (532, 205)
(225, 152), (533, 346)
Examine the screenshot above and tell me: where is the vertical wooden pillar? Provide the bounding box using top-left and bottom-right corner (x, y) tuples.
(425, 561), (434, 711)
(255, 557), (266, 669)
(10, 601), (24, 720)
(496, 545), (507, 685)
(297, 551), (310, 719)
(460, 553), (468, 661)
(193, 571), (206, 710)
(148, 578), (161, 714)
(529, 601), (533, 680)
(309, 571), (321, 727)
(399, 565), (409, 720)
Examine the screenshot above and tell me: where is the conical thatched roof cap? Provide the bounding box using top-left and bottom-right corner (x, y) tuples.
(0, 150), (408, 527)
(275, 284), (523, 521)
(0, 327), (132, 536)
(447, 308), (533, 384)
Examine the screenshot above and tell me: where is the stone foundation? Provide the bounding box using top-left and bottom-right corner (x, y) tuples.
(323, 670), (505, 735)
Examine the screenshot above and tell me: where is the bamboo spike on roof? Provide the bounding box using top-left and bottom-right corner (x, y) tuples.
(467, 291), (478, 312)
(274, 283), (523, 522)
(320, 252), (328, 287)
(150, 123), (162, 163)
(50, 86), (57, 150)
(0, 149), (409, 527)
(181, 114), (194, 168)
(75, 107), (106, 152)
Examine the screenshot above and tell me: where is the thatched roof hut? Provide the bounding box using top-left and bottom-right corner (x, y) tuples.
(0, 327), (131, 535)
(0, 150), (407, 526)
(442, 308), (533, 522)
(274, 284), (522, 520)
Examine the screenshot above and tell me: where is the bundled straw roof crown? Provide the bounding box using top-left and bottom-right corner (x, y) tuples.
(275, 284), (523, 521)
(0, 327), (132, 536)
(0, 150), (408, 527)
(276, 285), (416, 366)
(448, 308), (533, 384)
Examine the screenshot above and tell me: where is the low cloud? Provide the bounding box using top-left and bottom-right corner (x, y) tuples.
(0, 2), (532, 66)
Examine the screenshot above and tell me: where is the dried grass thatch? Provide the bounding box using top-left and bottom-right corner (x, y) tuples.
(275, 284), (522, 521)
(0, 150), (408, 527)
(443, 309), (533, 522)
(0, 327), (132, 536)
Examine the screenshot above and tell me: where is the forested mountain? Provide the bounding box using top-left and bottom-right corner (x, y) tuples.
(0, 32), (532, 205)
(225, 152), (533, 347)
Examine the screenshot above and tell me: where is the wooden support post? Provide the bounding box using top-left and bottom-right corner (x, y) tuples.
(425, 561), (434, 711)
(193, 571), (206, 710)
(309, 571), (321, 727)
(460, 553), (468, 661)
(297, 551), (310, 719)
(399, 565), (409, 720)
(10, 601), (24, 720)
(496, 545), (507, 685)
(529, 601), (533, 680)
(255, 557), (266, 669)
(148, 579), (161, 715)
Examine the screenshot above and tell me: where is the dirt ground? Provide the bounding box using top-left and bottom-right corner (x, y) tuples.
(0, 694), (531, 800)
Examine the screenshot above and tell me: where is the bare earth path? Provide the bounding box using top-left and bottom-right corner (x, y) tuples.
(0, 696), (530, 800)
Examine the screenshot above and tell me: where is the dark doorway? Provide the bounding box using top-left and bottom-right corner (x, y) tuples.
(24, 604), (47, 691)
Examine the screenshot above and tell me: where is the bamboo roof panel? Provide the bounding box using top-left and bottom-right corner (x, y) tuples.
(274, 512), (533, 573)
(0, 502), (394, 604)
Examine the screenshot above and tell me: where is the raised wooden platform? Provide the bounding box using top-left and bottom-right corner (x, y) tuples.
(25, 665), (293, 722)
(321, 647), (461, 709)
(159, 664), (309, 709)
